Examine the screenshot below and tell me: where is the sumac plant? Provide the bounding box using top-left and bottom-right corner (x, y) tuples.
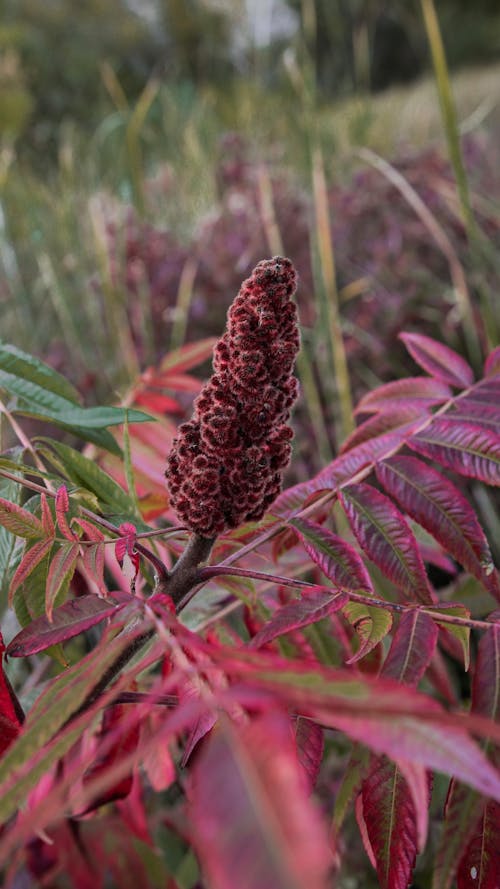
(1, 257), (500, 889)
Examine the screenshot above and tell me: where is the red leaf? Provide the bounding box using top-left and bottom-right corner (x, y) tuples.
(434, 626), (500, 889)
(356, 377), (452, 414)
(249, 588), (348, 649)
(8, 536), (53, 606)
(40, 493), (55, 537)
(383, 610), (438, 686)
(73, 518), (105, 542)
(80, 704), (141, 812)
(358, 757), (432, 889)
(314, 428), (421, 492)
(115, 522), (137, 568)
(377, 456), (500, 601)
(399, 332), (474, 388)
(55, 485), (76, 541)
(6, 593), (131, 656)
(0, 634), (23, 754)
(159, 337), (217, 373)
(456, 801), (500, 888)
(134, 390), (182, 414)
(409, 420), (500, 487)
(339, 483), (434, 604)
(45, 541), (81, 620)
(294, 716), (324, 793)
(188, 712), (332, 889)
(292, 517), (373, 592)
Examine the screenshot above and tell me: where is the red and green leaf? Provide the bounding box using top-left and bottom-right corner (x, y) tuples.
(45, 541), (80, 619)
(342, 602), (393, 664)
(0, 496), (44, 539)
(8, 536), (54, 606)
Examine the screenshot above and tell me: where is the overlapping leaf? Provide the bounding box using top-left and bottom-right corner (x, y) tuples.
(408, 420), (500, 486)
(249, 587), (348, 649)
(376, 456), (500, 600)
(339, 483), (434, 604)
(291, 518), (373, 591)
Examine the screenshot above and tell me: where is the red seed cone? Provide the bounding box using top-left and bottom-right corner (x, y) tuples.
(165, 257), (300, 537)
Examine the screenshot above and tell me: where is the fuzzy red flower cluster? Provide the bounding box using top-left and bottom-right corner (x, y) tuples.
(165, 257), (300, 537)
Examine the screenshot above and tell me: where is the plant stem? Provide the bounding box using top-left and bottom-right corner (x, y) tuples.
(157, 533), (215, 606)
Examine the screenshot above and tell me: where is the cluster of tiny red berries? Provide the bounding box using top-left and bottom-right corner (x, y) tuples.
(165, 257), (300, 537)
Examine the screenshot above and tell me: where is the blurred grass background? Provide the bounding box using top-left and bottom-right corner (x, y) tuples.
(0, 0), (499, 431)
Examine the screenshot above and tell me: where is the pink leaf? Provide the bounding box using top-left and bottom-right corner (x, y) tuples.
(356, 377), (452, 414)
(314, 429), (420, 492)
(399, 332), (474, 388)
(249, 588), (348, 649)
(409, 420), (500, 486)
(340, 408), (425, 453)
(8, 536), (53, 606)
(55, 485), (76, 541)
(6, 593), (131, 657)
(45, 541), (80, 620)
(188, 712), (332, 889)
(376, 456), (500, 601)
(484, 348), (500, 377)
(292, 517), (374, 591)
(339, 483), (434, 604)
(0, 496), (44, 539)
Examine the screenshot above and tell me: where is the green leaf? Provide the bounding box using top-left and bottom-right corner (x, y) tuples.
(36, 439), (136, 516)
(342, 602), (393, 663)
(426, 604), (471, 671)
(0, 341), (81, 404)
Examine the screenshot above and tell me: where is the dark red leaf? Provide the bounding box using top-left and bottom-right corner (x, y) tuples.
(409, 420), (500, 486)
(0, 633), (23, 754)
(456, 801), (500, 888)
(6, 592), (132, 656)
(376, 456), (500, 601)
(339, 483), (434, 604)
(484, 349), (500, 377)
(249, 588), (348, 649)
(79, 704), (141, 812)
(340, 408), (425, 454)
(382, 610), (438, 686)
(294, 716), (324, 793)
(292, 517), (373, 591)
(358, 758), (432, 889)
